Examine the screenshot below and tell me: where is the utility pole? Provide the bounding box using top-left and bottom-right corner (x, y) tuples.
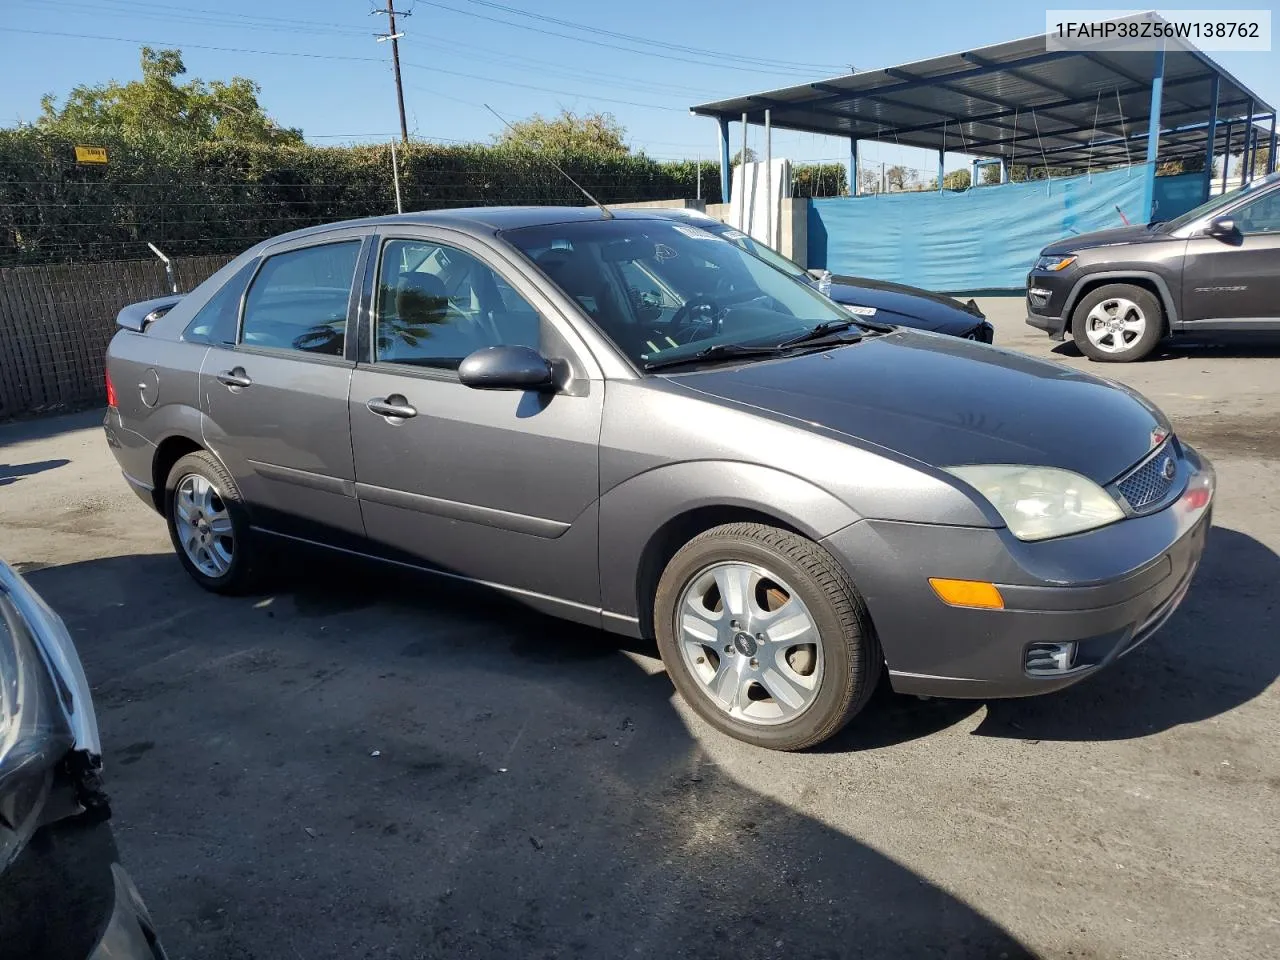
(372, 1), (410, 143)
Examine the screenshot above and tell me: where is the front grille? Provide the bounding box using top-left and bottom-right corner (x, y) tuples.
(1116, 439), (1178, 513)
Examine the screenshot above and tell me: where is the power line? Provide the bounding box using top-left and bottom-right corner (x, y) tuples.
(453, 0), (846, 73)
(411, 1), (841, 78)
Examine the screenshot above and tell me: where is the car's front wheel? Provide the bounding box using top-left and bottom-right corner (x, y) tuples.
(654, 522), (882, 751)
(1072, 283), (1164, 362)
(164, 451), (259, 594)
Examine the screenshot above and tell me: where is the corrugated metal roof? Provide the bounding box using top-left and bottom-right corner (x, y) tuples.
(690, 17), (1274, 170)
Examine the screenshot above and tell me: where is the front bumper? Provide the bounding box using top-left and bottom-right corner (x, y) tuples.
(0, 817), (165, 960)
(821, 443), (1215, 699)
(1025, 270), (1072, 339)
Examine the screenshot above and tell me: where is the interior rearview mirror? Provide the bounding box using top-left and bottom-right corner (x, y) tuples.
(1206, 217), (1238, 239)
(458, 345), (557, 392)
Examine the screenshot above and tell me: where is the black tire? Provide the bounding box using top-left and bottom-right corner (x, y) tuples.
(1071, 283), (1164, 362)
(653, 522), (882, 751)
(164, 450), (259, 594)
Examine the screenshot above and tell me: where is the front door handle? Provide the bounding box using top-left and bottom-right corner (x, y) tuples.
(216, 368), (253, 389)
(366, 395), (418, 420)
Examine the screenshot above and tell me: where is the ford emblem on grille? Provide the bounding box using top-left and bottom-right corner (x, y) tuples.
(1161, 456), (1176, 480)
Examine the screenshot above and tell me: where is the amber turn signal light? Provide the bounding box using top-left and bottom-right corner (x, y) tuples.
(928, 578), (1005, 610)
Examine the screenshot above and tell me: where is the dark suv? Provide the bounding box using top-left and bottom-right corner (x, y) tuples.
(1026, 171), (1280, 361)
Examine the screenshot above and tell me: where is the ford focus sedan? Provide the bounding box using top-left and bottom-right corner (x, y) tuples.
(103, 208), (1213, 751)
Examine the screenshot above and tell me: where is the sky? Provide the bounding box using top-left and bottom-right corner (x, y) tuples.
(2, 0), (1278, 178)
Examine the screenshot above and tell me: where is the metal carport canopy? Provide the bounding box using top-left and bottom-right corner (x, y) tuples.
(690, 30), (1274, 170)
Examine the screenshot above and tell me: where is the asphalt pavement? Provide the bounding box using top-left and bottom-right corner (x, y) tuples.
(1, 299), (1277, 959)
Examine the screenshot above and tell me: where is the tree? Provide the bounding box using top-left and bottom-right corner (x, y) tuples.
(980, 164), (1003, 185)
(37, 47), (301, 144)
(496, 109), (628, 154)
(943, 169), (971, 191)
(732, 146), (758, 166)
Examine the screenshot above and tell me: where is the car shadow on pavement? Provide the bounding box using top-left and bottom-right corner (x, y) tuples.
(27, 550), (1040, 960)
(0, 457), (70, 486)
(1052, 335), (1280, 362)
(975, 525), (1279, 742)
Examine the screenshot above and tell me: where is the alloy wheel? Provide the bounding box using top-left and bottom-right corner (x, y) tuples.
(173, 473), (234, 578)
(1084, 297), (1146, 353)
(676, 562), (824, 726)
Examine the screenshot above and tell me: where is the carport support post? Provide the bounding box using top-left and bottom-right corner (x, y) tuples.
(1264, 116), (1274, 176)
(717, 118), (731, 204)
(937, 148), (945, 193)
(1221, 122), (1233, 194)
(849, 138), (858, 196)
(764, 108), (772, 248)
(1141, 44), (1165, 222)
(1203, 74), (1220, 202)
(1242, 103), (1255, 184)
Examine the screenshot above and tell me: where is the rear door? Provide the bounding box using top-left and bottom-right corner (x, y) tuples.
(200, 232), (370, 546)
(347, 229), (605, 621)
(1181, 187), (1280, 324)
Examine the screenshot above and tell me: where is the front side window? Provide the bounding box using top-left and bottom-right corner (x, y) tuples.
(240, 241), (361, 356)
(503, 219), (851, 368)
(1235, 190), (1280, 234)
(373, 239), (541, 370)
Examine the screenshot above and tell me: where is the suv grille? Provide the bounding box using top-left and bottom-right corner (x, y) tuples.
(1116, 439), (1178, 513)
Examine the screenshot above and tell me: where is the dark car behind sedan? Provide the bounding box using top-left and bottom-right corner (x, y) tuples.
(655, 208), (994, 342)
(0, 558), (166, 960)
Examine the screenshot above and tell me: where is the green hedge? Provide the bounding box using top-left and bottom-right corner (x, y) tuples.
(0, 129), (848, 266)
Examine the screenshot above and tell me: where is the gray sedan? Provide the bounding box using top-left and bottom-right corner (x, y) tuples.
(103, 208), (1214, 750)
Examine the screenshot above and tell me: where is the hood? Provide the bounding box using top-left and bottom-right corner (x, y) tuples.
(674, 331), (1168, 484)
(1040, 223), (1174, 256)
(826, 280), (983, 335)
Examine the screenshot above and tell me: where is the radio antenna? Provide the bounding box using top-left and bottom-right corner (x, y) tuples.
(484, 104), (614, 219)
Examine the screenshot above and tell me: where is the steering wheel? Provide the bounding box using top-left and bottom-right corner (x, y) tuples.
(670, 295), (722, 333)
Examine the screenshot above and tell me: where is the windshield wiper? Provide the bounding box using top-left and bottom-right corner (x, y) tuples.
(643, 342), (787, 371)
(777, 319), (863, 348)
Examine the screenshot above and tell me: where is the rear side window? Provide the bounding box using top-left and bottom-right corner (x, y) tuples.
(240, 241), (362, 356)
(184, 261), (257, 345)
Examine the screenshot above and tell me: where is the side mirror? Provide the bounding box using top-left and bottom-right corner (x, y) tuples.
(458, 345), (557, 392)
(1206, 217), (1238, 239)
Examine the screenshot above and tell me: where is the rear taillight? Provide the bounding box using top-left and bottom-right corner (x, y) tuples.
(105, 369), (117, 408)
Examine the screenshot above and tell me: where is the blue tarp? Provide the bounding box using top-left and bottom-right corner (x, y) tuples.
(808, 165), (1157, 291)
(1152, 171), (1209, 222)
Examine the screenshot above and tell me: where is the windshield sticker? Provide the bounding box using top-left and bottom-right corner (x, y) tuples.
(653, 242), (678, 262)
(721, 228), (749, 241)
(845, 305), (877, 316)
(671, 223), (720, 241)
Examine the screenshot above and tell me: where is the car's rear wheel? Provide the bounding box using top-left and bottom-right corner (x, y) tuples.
(654, 522), (881, 751)
(1072, 283), (1163, 362)
(164, 451), (259, 594)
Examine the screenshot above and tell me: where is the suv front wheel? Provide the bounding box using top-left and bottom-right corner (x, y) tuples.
(1071, 282), (1164, 362)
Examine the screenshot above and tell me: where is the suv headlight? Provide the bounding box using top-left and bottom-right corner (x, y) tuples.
(944, 465), (1124, 541)
(1033, 255), (1077, 272)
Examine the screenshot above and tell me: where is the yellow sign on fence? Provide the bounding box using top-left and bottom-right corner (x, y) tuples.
(74, 145), (109, 165)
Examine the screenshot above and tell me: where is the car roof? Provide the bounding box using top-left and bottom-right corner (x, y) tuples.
(257, 205), (700, 249)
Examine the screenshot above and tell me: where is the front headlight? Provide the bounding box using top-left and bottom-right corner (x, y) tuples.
(945, 465), (1124, 541)
(1033, 255), (1077, 272)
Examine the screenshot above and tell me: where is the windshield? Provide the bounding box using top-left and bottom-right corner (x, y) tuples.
(503, 218), (854, 369)
(1161, 172), (1280, 231)
(706, 224), (811, 281)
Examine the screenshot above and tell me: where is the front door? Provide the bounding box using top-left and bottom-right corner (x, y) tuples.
(201, 235), (368, 545)
(348, 233), (605, 621)
(1181, 186), (1280, 324)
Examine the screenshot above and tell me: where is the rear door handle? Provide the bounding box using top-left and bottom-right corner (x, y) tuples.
(216, 368), (253, 389)
(366, 395), (418, 420)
